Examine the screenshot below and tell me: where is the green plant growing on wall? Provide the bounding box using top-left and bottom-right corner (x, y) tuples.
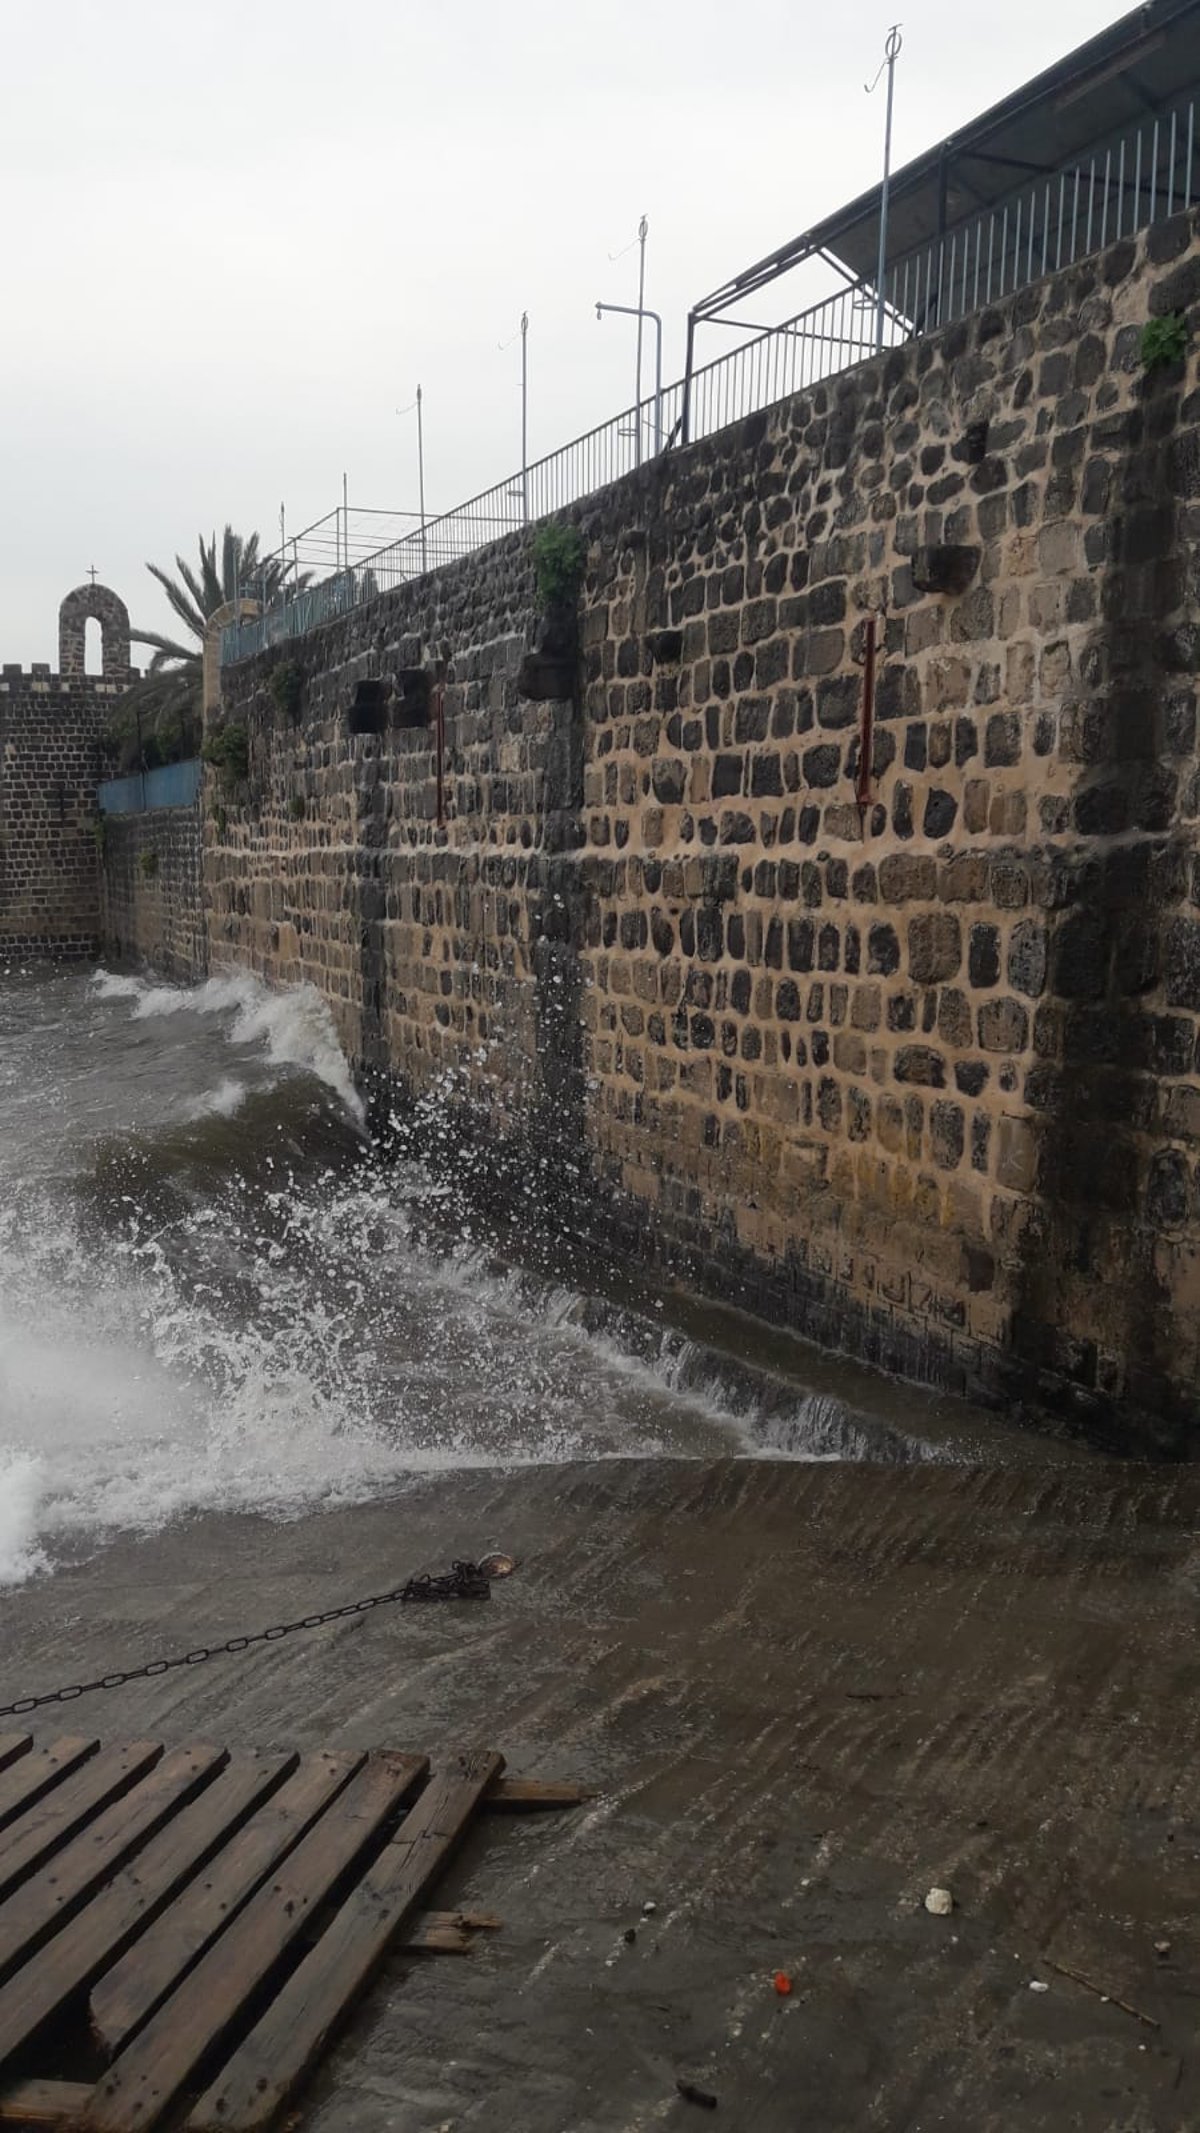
(212, 803), (229, 838)
(202, 722), (251, 789)
(91, 816), (108, 858)
(271, 661), (305, 720)
(138, 848), (159, 879)
(532, 523), (586, 609)
(1141, 313), (1189, 373)
(288, 793), (307, 821)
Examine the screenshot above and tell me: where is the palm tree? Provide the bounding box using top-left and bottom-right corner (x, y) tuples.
(110, 528), (296, 771)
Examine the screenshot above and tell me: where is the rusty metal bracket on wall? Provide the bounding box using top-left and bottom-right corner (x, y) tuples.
(434, 678), (447, 827)
(855, 613), (879, 828)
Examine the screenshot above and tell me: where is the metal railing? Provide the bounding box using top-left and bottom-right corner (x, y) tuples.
(882, 98), (1198, 338)
(222, 88), (1200, 667)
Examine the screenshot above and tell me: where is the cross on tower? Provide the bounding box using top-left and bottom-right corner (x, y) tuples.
(87, 564), (98, 585)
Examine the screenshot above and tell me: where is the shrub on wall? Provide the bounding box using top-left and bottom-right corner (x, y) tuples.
(138, 848), (159, 879)
(202, 722), (250, 789)
(270, 661), (305, 720)
(1141, 313), (1188, 372)
(532, 523), (586, 609)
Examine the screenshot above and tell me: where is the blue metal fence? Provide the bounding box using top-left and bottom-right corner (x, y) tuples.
(98, 759), (203, 816)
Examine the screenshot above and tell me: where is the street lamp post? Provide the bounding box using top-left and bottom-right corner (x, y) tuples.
(417, 384), (427, 570)
(634, 215), (648, 466)
(397, 389), (430, 573)
(867, 25), (904, 354)
(500, 316), (530, 524)
(596, 300), (664, 458)
(520, 312), (529, 524)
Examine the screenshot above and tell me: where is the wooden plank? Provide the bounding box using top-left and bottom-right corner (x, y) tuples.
(483, 1776), (587, 1812)
(81, 1751), (426, 2133)
(0, 1756), (293, 2077)
(0, 1742), (161, 1906)
(0, 1741), (97, 1839)
(0, 1746), (30, 1784)
(0, 2078), (91, 2125)
(188, 1749), (502, 2133)
(90, 1749), (365, 2057)
(0, 1745), (225, 1985)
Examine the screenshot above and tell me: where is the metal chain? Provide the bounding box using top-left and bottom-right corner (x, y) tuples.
(0, 1559), (493, 1721)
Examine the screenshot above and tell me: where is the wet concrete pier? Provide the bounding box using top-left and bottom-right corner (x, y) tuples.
(3, 1453), (1197, 2131)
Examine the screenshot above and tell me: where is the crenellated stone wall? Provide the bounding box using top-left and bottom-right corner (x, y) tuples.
(0, 665), (113, 957)
(0, 581), (135, 960)
(208, 207), (1200, 1451)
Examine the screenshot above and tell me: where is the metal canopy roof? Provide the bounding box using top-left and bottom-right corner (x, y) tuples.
(695, 0), (1200, 319)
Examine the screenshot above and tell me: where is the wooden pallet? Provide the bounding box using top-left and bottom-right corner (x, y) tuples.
(0, 1730), (582, 2131)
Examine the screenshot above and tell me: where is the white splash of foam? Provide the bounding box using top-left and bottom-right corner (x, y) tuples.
(180, 1078), (248, 1122)
(129, 975), (253, 1021)
(99, 970), (364, 1124)
(226, 986), (363, 1124)
(0, 1455), (47, 1588)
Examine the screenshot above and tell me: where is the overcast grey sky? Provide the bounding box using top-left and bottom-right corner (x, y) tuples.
(4, 0), (1133, 665)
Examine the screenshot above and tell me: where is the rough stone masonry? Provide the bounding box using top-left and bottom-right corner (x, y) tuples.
(206, 206), (1200, 1454)
(0, 583), (132, 958)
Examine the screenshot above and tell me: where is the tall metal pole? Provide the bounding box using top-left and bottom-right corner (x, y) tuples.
(417, 384), (427, 574)
(342, 470), (348, 580)
(279, 502), (286, 589)
(634, 215), (648, 468)
(869, 26), (904, 354)
(520, 312), (529, 525)
(682, 311), (697, 446)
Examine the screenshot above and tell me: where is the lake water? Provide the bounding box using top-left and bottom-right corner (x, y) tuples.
(0, 964), (872, 1589)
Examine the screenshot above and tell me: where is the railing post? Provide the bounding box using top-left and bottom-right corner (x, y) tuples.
(521, 312), (529, 525)
(681, 310), (697, 446)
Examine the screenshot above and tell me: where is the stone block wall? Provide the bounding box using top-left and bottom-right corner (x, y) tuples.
(211, 206), (1200, 1450)
(100, 806), (206, 980)
(0, 668), (111, 956)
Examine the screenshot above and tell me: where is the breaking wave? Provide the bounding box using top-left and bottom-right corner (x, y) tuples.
(0, 965), (931, 1592)
(93, 969), (364, 1122)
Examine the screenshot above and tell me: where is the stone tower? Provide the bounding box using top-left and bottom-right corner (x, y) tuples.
(58, 580), (133, 685)
(0, 579), (133, 956)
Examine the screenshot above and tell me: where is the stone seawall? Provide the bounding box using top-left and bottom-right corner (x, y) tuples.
(101, 807), (207, 980)
(210, 208), (1200, 1451)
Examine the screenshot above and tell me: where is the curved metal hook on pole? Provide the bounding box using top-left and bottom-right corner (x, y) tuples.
(597, 300), (665, 458)
(866, 24), (904, 354)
